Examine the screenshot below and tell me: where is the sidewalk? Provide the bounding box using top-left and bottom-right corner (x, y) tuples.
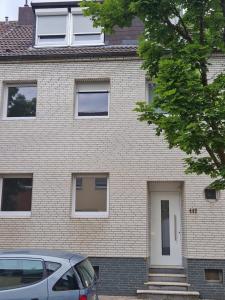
(99, 297), (138, 300)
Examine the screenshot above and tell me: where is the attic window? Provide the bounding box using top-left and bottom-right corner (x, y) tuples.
(35, 8), (104, 47)
(72, 10), (103, 46)
(36, 14), (68, 46)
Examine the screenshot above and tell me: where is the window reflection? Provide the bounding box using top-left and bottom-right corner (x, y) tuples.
(7, 86), (37, 118)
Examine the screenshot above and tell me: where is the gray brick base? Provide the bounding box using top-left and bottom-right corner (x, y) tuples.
(187, 259), (225, 300)
(89, 257), (148, 296)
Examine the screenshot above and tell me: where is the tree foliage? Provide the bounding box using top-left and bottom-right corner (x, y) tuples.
(83, 0), (225, 189)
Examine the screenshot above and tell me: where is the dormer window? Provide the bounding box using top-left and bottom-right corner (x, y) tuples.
(72, 8), (103, 46)
(35, 7), (104, 47)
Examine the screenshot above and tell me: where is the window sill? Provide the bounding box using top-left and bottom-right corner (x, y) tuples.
(75, 115), (109, 120)
(34, 42), (105, 48)
(0, 212), (32, 218)
(2, 117), (36, 121)
(71, 212), (109, 219)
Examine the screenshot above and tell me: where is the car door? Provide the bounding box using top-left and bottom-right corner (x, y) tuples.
(47, 262), (80, 300)
(0, 258), (48, 300)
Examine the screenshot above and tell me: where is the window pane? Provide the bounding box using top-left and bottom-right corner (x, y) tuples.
(38, 15), (67, 35)
(1, 178), (32, 212)
(53, 268), (79, 291)
(76, 176), (107, 212)
(7, 86), (37, 118)
(73, 14), (101, 34)
(95, 178), (107, 189)
(74, 34), (102, 43)
(76, 177), (82, 190)
(205, 269), (223, 282)
(45, 262), (61, 277)
(76, 259), (95, 288)
(161, 200), (170, 256)
(0, 259), (43, 290)
(78, 92), (108, 117)
(205, 189), (217, 200)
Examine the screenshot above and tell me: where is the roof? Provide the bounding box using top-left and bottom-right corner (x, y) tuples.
(0, 249), (85, 262)
(0, 9), (142, 61)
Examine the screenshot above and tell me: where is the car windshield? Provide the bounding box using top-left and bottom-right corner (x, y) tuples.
(75, 259), (96, 288)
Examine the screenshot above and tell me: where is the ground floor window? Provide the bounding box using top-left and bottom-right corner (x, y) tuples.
(0, 175), (33, 217)
(72, 174), (109, 218)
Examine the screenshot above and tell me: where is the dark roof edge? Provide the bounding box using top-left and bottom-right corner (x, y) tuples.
(31, 1), (80, 9)
(0, 50), (139, 62)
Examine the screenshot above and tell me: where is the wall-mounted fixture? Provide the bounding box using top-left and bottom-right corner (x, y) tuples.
(204, 187), (219, 202)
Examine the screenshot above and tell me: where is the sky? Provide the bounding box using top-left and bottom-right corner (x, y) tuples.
(0, 0), (30, 21)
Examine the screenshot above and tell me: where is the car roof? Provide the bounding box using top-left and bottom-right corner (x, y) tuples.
(0, 249), (86, 264)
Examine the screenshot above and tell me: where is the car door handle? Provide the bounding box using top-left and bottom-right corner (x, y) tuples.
(31, 298), (39, 300)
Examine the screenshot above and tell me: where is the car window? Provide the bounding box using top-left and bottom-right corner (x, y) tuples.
(75, 259), (95, 288)
(53, 267), (79, 291)
(45, 261), (61, 276)
(0, 259), (44, 290)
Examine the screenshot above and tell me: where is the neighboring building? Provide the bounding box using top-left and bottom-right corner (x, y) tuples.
(0, 1), (225, 299)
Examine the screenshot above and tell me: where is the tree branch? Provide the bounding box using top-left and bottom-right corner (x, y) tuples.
(205, 145), (221, 169)
(172, 6), (193, 43)
(164, 17), (192, 43)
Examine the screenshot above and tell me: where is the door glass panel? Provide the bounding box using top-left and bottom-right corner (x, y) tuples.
(161, 200), (170, 256)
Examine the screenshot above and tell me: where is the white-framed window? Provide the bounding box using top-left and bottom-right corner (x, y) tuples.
(75, 81), (110, 118)
(3, 83), (37, 120)
(35, 7), (104, 47)
(72, 174), (109, 218)
(71, 8), (104, 46)
(0, 175), (33, 218)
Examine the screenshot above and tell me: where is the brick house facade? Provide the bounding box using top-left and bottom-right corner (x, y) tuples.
(0, 2), (225, 299)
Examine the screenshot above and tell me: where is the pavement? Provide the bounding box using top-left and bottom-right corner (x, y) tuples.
(99, 297), (138, 300)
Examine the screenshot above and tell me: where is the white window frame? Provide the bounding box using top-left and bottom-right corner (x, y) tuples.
(71, 8), (104, 47)
(0, 175), (33, 218)
(3, 83), (37, 121)
(75, 85), (110, 119)
(72, 174), (109, 218)
(34, 7), (104, 47)
(35, 8), (70, 48)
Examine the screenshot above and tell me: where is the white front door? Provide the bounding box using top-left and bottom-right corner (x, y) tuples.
(150, 192), (182, 266)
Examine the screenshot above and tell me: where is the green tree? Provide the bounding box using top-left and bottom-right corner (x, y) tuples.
(83, 0), (225, 189)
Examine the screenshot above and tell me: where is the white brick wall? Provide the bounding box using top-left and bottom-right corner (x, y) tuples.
(0, 57), (224, 260)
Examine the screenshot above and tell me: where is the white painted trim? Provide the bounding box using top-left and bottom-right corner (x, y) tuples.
(2, 83), (37, 120)
(0, 212), (32, 218)
(71, 7), (83, 14)
(35, 8), (68, 16)
(75, 89), (110, 119)
(71, 174), (109, 219)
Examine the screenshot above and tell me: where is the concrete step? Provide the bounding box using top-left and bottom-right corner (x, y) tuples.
(149, 273), (186, 283)
(150, 266), (184, 275)
(137, 289), (200, 300)
(144, 281), (190, 291)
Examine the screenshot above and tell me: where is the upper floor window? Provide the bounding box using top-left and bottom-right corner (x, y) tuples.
(3, 83), (37, 120)
(35, 8), (104, 47)
(75, 81), (110, 118)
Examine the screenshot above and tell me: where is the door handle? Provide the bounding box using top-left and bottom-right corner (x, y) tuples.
(31, 298), (39, 300)
(174, 214), (177, 241)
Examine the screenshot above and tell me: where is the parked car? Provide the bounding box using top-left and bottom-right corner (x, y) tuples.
(0, 249), (98, 300)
